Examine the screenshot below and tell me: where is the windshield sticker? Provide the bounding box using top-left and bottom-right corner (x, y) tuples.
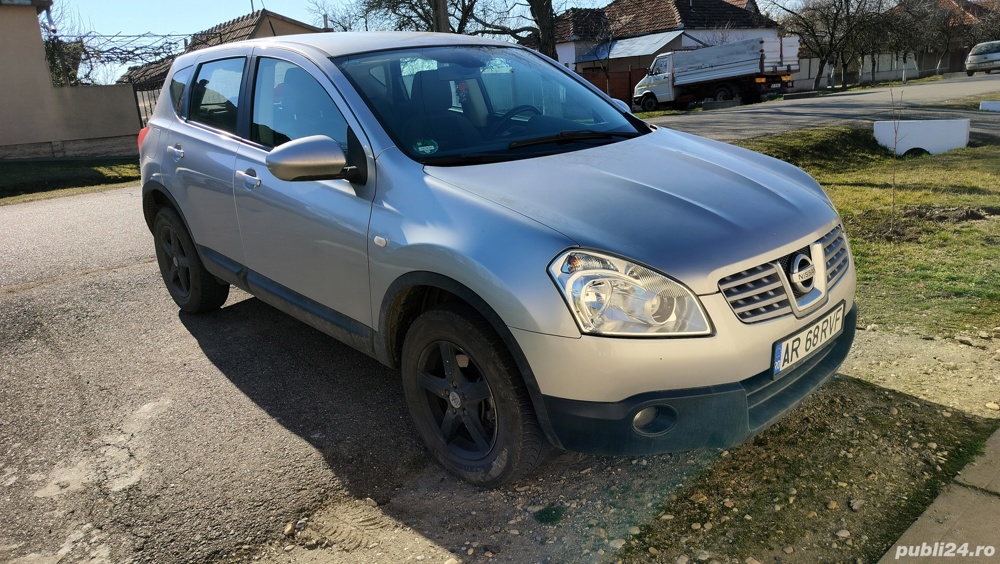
(413, 139), (439, 155)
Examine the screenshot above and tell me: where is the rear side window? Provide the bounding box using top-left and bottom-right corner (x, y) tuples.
(169, 65), (194, 115)
(250, 58), (347, 149)
(190, 58), (246, 134)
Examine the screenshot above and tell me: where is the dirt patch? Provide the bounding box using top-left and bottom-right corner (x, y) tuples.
(843, 206), (995, 243)
(902, 206), (988, 223)
(246, 332), (1000, 564)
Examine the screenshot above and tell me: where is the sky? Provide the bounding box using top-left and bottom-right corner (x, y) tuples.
(64, 0), (323, 36)
(55, 0), (335, 82)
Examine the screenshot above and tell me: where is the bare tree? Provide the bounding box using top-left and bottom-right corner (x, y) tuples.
(769, 0), (884, 89)
(308, 0), (560, 59)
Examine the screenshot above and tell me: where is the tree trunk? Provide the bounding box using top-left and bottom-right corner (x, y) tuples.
(432, 0), (450, 32)
(529, 0), (556, 59)
(812, 58), (827, 90)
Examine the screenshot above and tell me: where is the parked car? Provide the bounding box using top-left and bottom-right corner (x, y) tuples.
(139, 32), (857, 487)
(966, 40), (1000, 75)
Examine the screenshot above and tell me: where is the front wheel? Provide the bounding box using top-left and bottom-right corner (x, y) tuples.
(401, 304), (549, 487)
(640, 94), (659, 112)
(153, 207), (229, 313)
(967, 70), (975, 76)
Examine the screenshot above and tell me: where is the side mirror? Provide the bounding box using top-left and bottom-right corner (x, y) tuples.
(612, 99), (632, 114)
(265, 135), (347, 181)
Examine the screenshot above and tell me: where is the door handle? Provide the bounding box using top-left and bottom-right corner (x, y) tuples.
(236, 168), (261, 190)
(167, 144), (184, 162)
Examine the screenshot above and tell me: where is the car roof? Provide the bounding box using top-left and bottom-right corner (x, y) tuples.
(175, 31), (516, 64)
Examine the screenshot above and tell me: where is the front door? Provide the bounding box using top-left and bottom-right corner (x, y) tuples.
(234, 54), (375, 328)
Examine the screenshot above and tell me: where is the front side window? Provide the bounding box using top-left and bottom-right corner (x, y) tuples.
(334, 46), (647, 165)
(250, 58), (348, 149)
(190, 57), (246, 134)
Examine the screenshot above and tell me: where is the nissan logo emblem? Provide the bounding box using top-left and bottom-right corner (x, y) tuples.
(789, 253), (815, 293)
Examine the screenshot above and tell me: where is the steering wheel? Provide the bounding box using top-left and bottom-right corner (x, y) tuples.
(488, 105), (541, 138)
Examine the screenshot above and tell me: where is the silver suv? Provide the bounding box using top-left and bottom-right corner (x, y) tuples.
(140, 32), (856, 486)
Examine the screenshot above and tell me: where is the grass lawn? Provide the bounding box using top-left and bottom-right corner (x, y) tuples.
(0, 158), (139, 205)
(736, 126), (1000, 336)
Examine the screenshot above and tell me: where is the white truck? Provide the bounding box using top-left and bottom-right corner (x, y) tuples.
(633, 37), (800, 111)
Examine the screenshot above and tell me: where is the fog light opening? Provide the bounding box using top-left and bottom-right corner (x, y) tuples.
(631, 405), (677, 436)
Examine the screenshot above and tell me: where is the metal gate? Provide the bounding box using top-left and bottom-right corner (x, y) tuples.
(130, 80), (162, 127)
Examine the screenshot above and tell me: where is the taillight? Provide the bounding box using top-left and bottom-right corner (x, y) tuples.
(138, 126), (150, 152)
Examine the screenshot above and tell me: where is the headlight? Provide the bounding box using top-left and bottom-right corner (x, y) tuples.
(548, 250), (712, 337)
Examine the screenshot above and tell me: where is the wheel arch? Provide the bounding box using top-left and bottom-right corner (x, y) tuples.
(376, 271), (564, 449)
(142, 181), (189, 234)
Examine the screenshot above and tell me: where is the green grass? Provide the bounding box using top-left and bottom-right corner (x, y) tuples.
(734, 127), (1000, 334)
(0, 158), (140, 202)
(633, 108), (694, 120)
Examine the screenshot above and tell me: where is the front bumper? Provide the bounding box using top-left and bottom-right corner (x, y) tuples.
(539, 304), (857, 455)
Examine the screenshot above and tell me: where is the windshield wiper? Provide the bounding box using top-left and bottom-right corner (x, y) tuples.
(508, 129), (641, 149)
(420, 153), (515, 166)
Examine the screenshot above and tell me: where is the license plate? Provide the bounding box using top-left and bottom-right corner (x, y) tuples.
(770, 83), (781, 88)
(773, 303), (845, 377)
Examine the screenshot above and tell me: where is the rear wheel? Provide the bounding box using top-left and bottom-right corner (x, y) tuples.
(401, 303), (549, 487)
(640, 94), (659, 112)
(153, 207), (229, 313)
(712, 85), (735, 101)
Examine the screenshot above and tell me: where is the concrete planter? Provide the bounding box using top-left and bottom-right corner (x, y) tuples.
(873, 119), (970, 155)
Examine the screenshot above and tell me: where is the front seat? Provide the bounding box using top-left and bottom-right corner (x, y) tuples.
(401, 69), (483, 154)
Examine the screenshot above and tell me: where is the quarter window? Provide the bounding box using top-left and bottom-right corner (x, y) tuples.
(190, 58), (246, 134)
(250, 58), (348, 149)
(168, 65), (194, 116)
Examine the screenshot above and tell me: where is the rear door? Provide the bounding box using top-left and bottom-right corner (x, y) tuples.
(162, 52), (248, 265)
(233, 50), (375, 328)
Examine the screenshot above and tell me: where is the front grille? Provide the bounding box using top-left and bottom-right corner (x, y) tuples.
(720, 225), (850, 324)
(821, 225), (850, 289)
(719, 264), (792, 323)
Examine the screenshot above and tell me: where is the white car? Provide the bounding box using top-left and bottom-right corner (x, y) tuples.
(966, 40), (1000, 75)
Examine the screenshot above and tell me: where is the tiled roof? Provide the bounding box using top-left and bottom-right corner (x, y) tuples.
(117, 10), (319, 85)
(722, 0), (761, 13)
(187, 10), (265, 51)
(118, 55), (176, 87)
(604, 0), (776, 38)
(555, 8), (609, 43)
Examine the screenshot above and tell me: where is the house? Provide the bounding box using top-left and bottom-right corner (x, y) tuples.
(0, 0), (139, 159)
(568, 0), (779, 74)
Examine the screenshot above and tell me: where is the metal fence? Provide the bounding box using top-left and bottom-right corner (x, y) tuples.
(130, 80), (162, 127)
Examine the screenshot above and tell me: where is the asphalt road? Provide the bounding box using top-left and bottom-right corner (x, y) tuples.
(2, 73), (999, 563)
(650, 72), (1000, 141)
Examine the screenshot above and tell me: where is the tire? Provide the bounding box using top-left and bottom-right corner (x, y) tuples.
(640, 94), (658, 112)
(401, 303), (549, 487)
(713, 85), (734, 101)
(153, 207), (230, 313)
(967, 70), (975, 76)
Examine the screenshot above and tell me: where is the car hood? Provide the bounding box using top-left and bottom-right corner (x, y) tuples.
(424, 128), (840, 295)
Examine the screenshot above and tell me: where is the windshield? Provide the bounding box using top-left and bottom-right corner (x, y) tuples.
(332, 45), (647, 165)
